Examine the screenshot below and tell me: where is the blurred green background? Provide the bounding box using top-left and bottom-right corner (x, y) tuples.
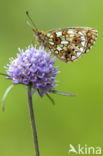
(0, 0), (103, 155)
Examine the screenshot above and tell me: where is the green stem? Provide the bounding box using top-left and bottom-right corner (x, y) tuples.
(27, 86), (40, 156)
(0, 73), (8, 77)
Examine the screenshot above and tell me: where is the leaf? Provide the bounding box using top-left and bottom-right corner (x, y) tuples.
(0, 72), (8, 77)
(32, 88), (37, 96)
(37, 89), (42, 97)
(51, 90), (76, 96)
(46, 93), (55, 105)
(2, 84), (14, 112)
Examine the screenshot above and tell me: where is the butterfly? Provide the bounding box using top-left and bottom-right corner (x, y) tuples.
(26, 11), (98, 63)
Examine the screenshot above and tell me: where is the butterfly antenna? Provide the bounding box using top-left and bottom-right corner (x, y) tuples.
(26, 21), (34, 29)
(26, 11), (38, 31)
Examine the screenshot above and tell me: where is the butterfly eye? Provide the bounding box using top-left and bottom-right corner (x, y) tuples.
(35, 31), (41, 36)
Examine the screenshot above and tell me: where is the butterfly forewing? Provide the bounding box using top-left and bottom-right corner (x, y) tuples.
(44, 27), (98, 62)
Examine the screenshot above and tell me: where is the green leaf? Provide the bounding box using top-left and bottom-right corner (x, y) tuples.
(2, 84), (14, 112)
(37, 89), (41, 97)
(51, 90), (76, 96)
(0, 72), (8, 77)
(32, 88), (37, 96)
(46, 93), (55, 105)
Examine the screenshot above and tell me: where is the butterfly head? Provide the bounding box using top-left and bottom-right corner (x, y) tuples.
(26, 12), (46, 46)
(32, 29), (41, 36)
(32, 29), (45, 45)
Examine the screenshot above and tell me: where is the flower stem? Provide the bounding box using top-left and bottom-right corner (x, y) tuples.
(27, 86), (40, 156)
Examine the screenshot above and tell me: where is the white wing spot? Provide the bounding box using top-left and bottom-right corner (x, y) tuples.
(47, 33), (51, 37)
(72, 56), (77, 60)
(77, 52), (81, 57)
(50, 35), (53, 38)
(61, 41), (69, 44)
(56, 32), (62, 37)
(49, 42), (54, 45)
(80, 47), (84, 52)
(81, 36), (85, 41)
(78, 32), (83, 35)
(55, 51), (59, 54)
(59, 44), (63, 48)
(57, 46), (62, 51)
(67, 30), (74, 34)
(70, 34), (74, 37)
(81, 41), (85, 46)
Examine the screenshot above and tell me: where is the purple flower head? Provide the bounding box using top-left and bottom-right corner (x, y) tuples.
(6, 46), (58, 96)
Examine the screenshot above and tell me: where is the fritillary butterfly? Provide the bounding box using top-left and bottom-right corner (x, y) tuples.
(26, 12), (98, 63)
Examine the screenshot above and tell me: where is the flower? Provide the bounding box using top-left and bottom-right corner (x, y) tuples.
(6, 46), (58, 96)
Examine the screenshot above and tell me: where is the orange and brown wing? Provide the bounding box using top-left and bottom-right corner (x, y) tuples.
(45, 27), (98, 62)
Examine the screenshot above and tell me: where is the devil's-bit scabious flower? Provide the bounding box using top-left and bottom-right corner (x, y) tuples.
(2, 44), (75, 156)
(6, 46), (58, 96)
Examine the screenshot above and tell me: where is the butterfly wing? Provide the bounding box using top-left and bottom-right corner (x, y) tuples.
(45, 27), (98, 62)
